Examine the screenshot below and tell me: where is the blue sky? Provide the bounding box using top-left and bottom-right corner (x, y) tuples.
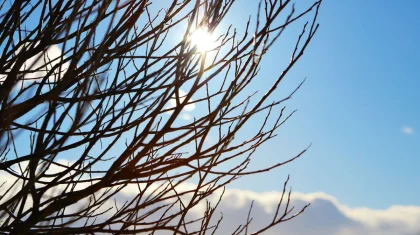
(2, 1), (420, 234)
(8, 0), (419, 210)
(223, 0), (420, 210)
(3, 0), (419, 220)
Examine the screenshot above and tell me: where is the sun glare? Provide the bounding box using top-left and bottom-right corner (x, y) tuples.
(188, 27), (216, 53)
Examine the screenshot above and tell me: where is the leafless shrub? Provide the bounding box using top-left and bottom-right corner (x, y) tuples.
(0, 0), (321, 234)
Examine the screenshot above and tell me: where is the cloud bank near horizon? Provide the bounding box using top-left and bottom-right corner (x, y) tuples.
(194, 189), (420, 235)
(1, 161), (419, 235)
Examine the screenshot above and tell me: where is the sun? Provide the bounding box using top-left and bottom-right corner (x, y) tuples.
(188, 27), (216, 53)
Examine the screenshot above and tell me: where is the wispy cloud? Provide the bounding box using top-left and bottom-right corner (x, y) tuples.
(166, 89), (196, 119)
(402, 126), (414, 135)
(181, 113), (192, 121)
(169, 90), (196, 112)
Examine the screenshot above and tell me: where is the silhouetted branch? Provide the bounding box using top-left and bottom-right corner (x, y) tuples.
(0, 0), (322, 234)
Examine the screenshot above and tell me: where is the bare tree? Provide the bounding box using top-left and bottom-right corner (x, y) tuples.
(0, 0), (322, 234)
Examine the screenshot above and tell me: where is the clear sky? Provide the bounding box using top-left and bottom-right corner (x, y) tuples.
(223, 0), (420, 210)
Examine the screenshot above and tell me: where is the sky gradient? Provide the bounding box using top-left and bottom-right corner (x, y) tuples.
(223, 0), (420, 210)
(2, 1), (419, 233)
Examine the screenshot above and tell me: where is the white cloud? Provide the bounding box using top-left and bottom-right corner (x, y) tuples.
(182, 113), (192, 120)
(402, 126), (414, 135)
(174, 189), (420, 235)
(0, 43), (69, 86)
(2, 164), (420, 235)
(169, 89), (196, 112)
(166, 89), (196, 119)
